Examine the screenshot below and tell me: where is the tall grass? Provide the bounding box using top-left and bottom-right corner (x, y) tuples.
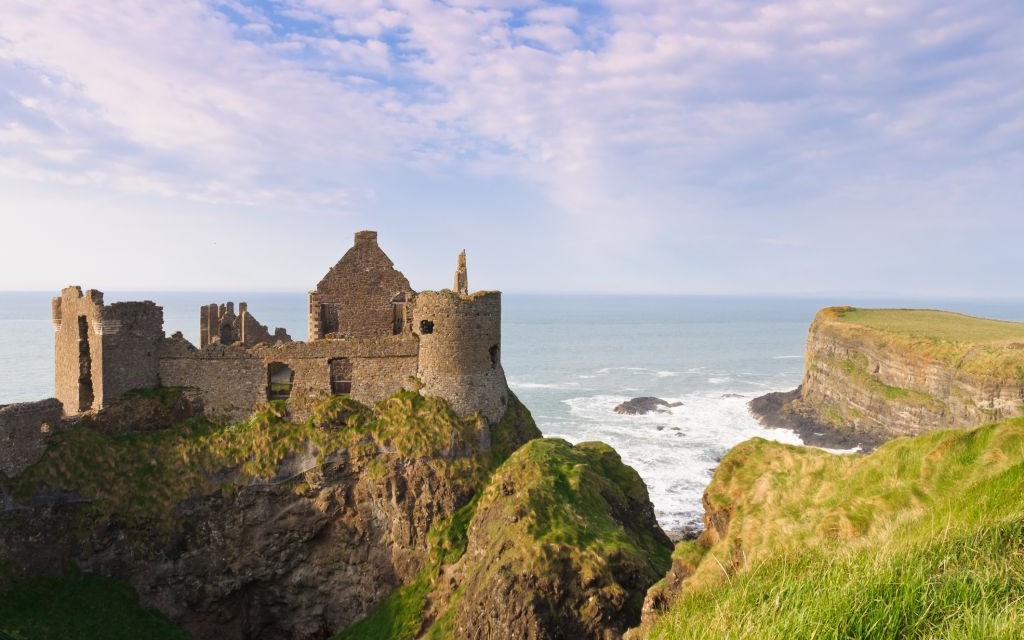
(645, 418), (1024, 639)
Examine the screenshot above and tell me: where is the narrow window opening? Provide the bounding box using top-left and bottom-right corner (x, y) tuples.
(391, 293), (407, 335)
(489, 344), (499, 369)
(267, 362), (294, 400)
(77, 315), (94, 412)
(330, 358), (352, 395)
(419, 320), (434, 335)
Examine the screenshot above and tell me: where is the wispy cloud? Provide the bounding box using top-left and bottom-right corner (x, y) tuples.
(1, 0), (1022, 294)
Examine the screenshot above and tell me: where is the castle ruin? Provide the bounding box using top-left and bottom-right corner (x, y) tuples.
(0, 231), (509, 477)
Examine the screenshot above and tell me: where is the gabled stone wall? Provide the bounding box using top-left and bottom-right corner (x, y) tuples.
(309, 231), (415, 340)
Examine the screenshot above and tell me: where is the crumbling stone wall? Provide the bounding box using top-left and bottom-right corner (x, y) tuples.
(413, 290), (507, 423)
(52, 287), (162, 416)
(158, 338), (266, 422)
(309, 231), (415, 340)
(0, 398), (63, 478)
(252, 338), (419, 416)
(200, 302), (291, 348)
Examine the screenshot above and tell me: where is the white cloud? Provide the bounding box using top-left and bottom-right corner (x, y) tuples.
(0, 0), (1022, 294)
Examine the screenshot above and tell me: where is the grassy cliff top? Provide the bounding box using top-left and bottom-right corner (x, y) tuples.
(826, 306), (1024, 344)
(818, 306), (1024, 378)
(644, 417), (1024, 638)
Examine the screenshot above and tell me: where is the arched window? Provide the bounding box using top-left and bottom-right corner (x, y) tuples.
(267, 362), (294, 400)
(391, 293), (408, 335)
(489, 344), (500, 369)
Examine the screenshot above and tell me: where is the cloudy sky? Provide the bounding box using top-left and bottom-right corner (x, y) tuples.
(1, 1), (1022, 296)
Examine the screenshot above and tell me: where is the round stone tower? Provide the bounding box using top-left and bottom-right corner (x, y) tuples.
(412, 276), (507, 423)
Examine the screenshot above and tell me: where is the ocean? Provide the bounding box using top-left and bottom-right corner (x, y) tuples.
(4, 292), (1024, 532)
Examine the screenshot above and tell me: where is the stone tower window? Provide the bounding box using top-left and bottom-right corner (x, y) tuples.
(419, 320), (434, 335)
(267, 362), (294, 400)
(330, 358), (352, 395)
(77, 315), (94, 412)
(489, 345), (499, 369)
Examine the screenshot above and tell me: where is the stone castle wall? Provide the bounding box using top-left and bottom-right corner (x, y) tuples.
(0, 398), (63, 478)
(413, 290), (507, 423)
(309, 231), (414, 340)
(158, 339), (266, 422)
(52, 287), (162, 415)
(252, 338), (419, 415)
(201, 302), (291, 348)
(46, 231), (507, 426)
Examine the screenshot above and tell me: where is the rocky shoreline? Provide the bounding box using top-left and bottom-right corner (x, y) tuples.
(748, 387), (886, 452)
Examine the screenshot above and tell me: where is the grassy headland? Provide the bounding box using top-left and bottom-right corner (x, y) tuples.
(643, 417), (1024, 639)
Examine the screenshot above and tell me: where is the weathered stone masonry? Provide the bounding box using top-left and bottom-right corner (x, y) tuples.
(45, 231), (508, 426)
(0, 399), (63, 478)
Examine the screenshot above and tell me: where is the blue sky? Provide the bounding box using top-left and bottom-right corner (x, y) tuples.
(1, 1), (1022, 296)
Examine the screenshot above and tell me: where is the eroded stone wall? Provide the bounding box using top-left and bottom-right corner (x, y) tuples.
(158, 339), (266, 422)
(201, 302), (291, 348)
(413, 290), (507, 423)
(0, 398), (63, 478)
(252, 338), (419, 416)
(309, 231), (415, 340)
(52, 287), (162, 415)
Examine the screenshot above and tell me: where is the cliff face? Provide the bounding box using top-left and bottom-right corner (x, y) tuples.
(1, 390), (540, 639)
(764, 307), (1024, 441)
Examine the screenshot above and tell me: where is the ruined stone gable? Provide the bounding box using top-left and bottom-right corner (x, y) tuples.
(309, 230), (414, 340)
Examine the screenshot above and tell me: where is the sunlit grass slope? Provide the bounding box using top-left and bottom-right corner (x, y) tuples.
(822, 306), (1024, 378)
(645, 417), (1024, 639)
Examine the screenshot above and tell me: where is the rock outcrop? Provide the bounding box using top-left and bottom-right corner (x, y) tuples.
(442, 440), (673, 639)
(614, 397), (682, 415)
(752, 307), (1024, 443)
(1, 390), (540, 639)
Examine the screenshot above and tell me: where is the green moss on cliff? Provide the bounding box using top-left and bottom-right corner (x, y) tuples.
(0, 568), (188, 639)
(335, 433), (671, 640)
(644, 417), (1024, 639)
(12, 391), (486, 532)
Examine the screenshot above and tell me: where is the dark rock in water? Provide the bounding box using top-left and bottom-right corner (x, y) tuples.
(721, 393), (745, 399)
(656, 425), (665, 431)
(614, 397), (683, 415)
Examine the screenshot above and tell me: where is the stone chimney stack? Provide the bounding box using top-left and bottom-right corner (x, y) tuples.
(454, 250), (468, 295)
(354, 230), (378, 247)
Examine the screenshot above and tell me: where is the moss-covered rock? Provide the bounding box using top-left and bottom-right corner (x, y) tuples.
(1, 389), (540, 639)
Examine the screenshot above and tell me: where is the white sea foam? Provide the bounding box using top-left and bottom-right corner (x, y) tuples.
(655, 371), (678, 378)
(707, 377), (731, 384)
(558, 391), (803, 532)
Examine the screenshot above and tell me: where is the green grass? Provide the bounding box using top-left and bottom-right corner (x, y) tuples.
(832, 307), (1024, 344)
(12, 391), (488, 533)
(820, 307), (1024, 380)
(0, 568), (188, 639)
(644, 417), (1024, 639)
